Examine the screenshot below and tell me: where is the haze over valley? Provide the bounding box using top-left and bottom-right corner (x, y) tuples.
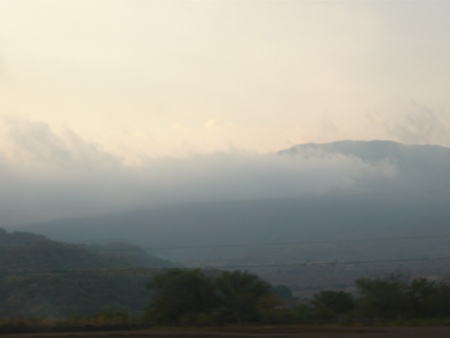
(7, 140), (450, 295)
(1, 0), (450, 319)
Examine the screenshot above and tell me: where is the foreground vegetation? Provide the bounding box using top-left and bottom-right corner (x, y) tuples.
(144, 269), (450, 325)
(1, 270), (450, 334)
(2, 229), (450, 331)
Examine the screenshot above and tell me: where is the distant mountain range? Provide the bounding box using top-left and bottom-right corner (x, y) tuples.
(281, 140), (450, 186)
(8, 140), (450, 295)
(280, 140), (450, 163)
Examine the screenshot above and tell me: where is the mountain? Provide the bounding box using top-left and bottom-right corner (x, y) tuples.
(0, 228), (175, 317)
(8, 140), (450, 295)
(280, 139), (450, 162)
(280, 140), (450, 187)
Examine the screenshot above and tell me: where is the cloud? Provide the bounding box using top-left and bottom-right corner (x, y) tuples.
(386, 104), (446, 145)
(0, 118), (437, 226)
(2, 117), (121, 171)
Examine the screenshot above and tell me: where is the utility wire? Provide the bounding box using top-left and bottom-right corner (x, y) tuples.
(151, 234), (450, 251)
(206, 256), (450, 270)
(2, 256), (450, 276)
(1, 233), (449, 255)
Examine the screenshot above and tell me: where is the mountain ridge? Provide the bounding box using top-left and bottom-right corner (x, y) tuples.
(279, 139), (450, 162)
(6, 139), (450, 296)
(0, 228), (176, 316)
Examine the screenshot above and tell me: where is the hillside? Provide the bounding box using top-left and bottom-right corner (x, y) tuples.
(0, 229), (175, 317)
(280, 140), (450, 189)
(9, 140), (450, 295)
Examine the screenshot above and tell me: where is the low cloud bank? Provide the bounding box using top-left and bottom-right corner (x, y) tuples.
(0, 119), (440, 225)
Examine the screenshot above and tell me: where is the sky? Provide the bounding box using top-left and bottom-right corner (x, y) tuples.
(1, 0), (449, 161)
(0, 0), (449, 224)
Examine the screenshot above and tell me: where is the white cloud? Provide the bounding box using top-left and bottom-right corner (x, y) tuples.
(1, 117), (121, 171)
(387, 104), (447, 145)
(0, 118), (407, 226)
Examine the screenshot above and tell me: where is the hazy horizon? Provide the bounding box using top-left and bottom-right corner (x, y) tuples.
(1, 136), (449, 226)
(1, 1), (450, 225)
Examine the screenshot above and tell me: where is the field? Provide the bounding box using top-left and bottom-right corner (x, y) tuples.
(3, 326), (450, 338)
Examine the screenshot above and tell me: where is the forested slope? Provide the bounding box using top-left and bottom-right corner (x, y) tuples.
(0, 228), (175, 317)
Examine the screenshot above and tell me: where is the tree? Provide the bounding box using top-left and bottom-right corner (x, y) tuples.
(355, 274), (408, 319)
(405, 278), (450, 318)
(145, 269), (217, 324)
(355, 274), (450, 320)
(214, 270), (273, 323)
(311, 290), (354, 320)
(146, 269), (279, 324)
(271, 284), (294, 300)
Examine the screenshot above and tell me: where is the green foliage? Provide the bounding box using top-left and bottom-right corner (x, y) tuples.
(256, 295), (296, 324)
(0, 270), (157, 317)
(298, 275), (450, 323)
(146, 269), (278, 325)
(293, 303), (313, 322)
(406, 278), (450, 318)
(5, 226), (450, 325)
(215, 270), (273, 323)
(271, 284), (294, 300)
(0, 228), (174, 273)
(311, 290), (355, 320)
(146, 269), (218, 324)
(355, 274), (408, 319)
(355, 274), (450, 320)
(0, 228), (175, 317)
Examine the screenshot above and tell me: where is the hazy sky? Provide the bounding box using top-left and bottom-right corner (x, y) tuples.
(1, 1), (450, 226)
(1, 0), (449, 163)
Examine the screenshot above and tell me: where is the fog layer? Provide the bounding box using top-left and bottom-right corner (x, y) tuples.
(1, 119), (446, 225)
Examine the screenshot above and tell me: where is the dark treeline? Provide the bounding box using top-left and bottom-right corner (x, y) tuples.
(2, 269), (450, 333)
(3, 228), (450, 329)
(146, 269), (277, 325)
(145, 269), (450, 325)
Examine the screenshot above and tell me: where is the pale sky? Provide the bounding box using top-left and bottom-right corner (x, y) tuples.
(1, 0), (450, 162)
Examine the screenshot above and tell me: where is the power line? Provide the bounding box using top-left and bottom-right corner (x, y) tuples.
(1, 233), (450, 255)
(150, 234), (450, 251)
(2, 256), (450, 276)
(204, 256), (450, 270)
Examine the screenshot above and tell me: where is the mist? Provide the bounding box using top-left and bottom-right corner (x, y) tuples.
(2, 119), (446, 227)
(0, 119), (422, 226)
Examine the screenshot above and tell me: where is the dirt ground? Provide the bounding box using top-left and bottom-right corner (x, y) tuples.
(3, 326), (450, 338)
